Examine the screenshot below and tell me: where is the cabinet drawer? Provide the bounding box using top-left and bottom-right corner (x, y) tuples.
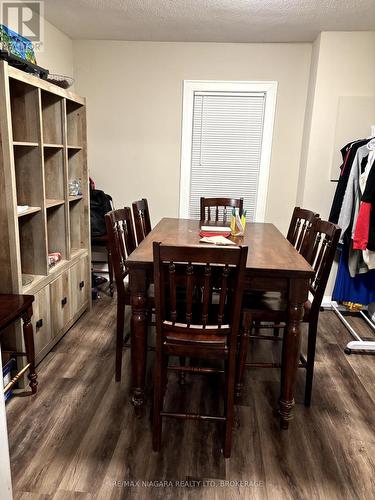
(50, 270), (71, 337)
(70, 255), (89, 317)
(32, 285), (51, 361)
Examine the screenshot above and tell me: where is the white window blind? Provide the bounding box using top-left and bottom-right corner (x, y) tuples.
(188, 92), (266, 220)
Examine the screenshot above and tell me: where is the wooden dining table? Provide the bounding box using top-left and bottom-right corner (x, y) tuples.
(126, 217), (314, 429)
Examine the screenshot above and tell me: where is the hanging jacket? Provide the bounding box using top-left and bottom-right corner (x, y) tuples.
(329, 139), (370, 223)
(353, 155), (375, 251)
(337, 145), (370, 244)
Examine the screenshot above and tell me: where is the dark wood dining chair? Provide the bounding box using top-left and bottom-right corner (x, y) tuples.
(105, 208), (138, 382)
(132, 198), (152, 245)
(287, 206), (320, 261)
(152, 242), (248, 458)
(263, 206), (320, 337)
(236, 219), (340, 407)
(200, 197), (243, 223)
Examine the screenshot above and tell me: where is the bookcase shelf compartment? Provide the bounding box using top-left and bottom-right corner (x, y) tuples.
(70, 200), (85, 252)
(44, 147), (65, 201)
(47, 204), (67, 260)
(66, 100), (84, 147)
(41, 91), (64, 145)
(18, 211), (47, 276)
(68, 148), (83, 187)
(14, 145), (44, 207)
(9, 79), (40, 143)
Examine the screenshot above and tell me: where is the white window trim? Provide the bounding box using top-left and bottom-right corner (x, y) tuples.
(179, 80), (278, 221)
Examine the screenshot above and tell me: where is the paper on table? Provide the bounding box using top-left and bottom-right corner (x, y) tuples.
(200, 236), (236, 246)
(200, 225), (231, 233)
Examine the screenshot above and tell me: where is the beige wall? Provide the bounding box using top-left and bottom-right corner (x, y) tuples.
(73, 41), (312, 231)
(36, 19), (74, 78)
(297, 34), (321, 206)
(300, 31), (375, 217)
(299, 31), (375, 297)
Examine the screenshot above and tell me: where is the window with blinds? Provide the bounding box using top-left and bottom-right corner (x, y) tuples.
(188, 91), (266, 220)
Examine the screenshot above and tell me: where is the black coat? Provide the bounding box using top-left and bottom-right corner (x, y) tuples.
(329, 139), (370, 224)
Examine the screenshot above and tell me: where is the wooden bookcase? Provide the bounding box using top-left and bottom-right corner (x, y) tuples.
(0, 61), (91, 366)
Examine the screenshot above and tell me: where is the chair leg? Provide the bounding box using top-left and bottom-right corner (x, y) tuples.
(153, 344), (164, 452)
(105, 241), (114, 297)
(224, 355), (236, 458)
(162, 353), (169, 398)
(115, 297), (125, 382)
(178, 357), (186, 385)
(107, 246), (115, 297)
(235, 312), (252, 399)
(22, 306), (38, 394)
(304, 320), (318, 407)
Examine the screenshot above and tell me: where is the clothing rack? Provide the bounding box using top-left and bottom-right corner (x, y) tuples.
(331, 302), (375, 354)
(330, 125), (375, 355)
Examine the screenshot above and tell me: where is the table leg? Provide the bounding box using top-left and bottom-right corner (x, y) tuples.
(279, 279), (308, 429)
(130, 268), (148, 409)
(21, 306), (37, 394)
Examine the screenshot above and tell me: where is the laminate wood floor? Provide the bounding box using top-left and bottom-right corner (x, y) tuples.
(6, 295), (375, 500)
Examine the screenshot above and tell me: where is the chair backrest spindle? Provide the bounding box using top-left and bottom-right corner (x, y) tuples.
(307, 220), (340, 307)
(218, 265), (230, 326)
(105, 208), (137, 289)
(287, 207), (320, 260)
(168, 262), (177, 323)
(202, 264), (212, 326)
(200, 197), (243, 223)
(132, 198), (152, 245)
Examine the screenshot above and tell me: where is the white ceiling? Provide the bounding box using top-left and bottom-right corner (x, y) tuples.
(43, 0), (375, 43)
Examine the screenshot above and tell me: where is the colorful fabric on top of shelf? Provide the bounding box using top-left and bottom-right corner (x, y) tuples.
(0, 24), (37, 64)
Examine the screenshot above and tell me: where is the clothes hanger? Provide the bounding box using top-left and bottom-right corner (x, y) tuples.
(366, 125), (375, 150)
